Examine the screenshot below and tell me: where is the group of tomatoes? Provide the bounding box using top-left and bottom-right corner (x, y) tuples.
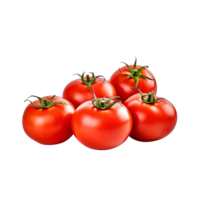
(22, 58), (177, 150)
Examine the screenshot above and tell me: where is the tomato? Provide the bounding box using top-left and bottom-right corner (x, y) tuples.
(71, 91), (133, 150)
(123, 88), (177, 142)
(110, 58), (157, 102)
(63, 72), (117, 108)
(22, 95), (75, 145)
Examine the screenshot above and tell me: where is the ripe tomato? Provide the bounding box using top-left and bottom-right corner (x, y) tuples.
(22, 95), (75, 145)
(110, 58), (157, 102)
(71, 91), (133, 150)
(123, 88), (177, 142)
(63, 72), (117, 108)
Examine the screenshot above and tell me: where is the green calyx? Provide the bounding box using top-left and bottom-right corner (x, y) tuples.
(24, 95), (67, 109)
(92, 89), (122, 110)
(119, 57), (154, 88)
(131, 87), (163, 104)
(74, 72), (105, 92)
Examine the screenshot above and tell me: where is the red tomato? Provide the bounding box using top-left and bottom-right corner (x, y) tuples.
(71, 92), (133, 150)
(22, 95), (75, 145)
(110, 59), (157, 102)
(63, 72), (117, 108)
(124, 90), (177, 142)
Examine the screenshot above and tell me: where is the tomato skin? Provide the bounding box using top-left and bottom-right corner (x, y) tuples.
(124, 94), (177, 142)
(71, 101), (133, 150)
(63, 77), (117, 108)
(22, 96), (75, 145)
(110, 65), (157, 102)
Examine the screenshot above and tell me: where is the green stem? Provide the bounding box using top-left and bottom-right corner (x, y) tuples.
(119, 57), (154, 88)
(74, 72), (105, 92)
(130, 87), (164, 104)
(86, 74), (90, 82)
(133, 70), (138, 76)
(92, 89), (121, 110)
(147, 94), (152, 102)
(133, 57), (137, 70)
(43, 99), (48, 106)
(24, 95), (67, 109)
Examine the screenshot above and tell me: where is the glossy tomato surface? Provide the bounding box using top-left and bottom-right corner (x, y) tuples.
(63, 77), (117, 108)
(124, 93), (177, 142)
(110, 65), (157, 102)
(71, 100), (133, 150)
(22, 96), (75, 145)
